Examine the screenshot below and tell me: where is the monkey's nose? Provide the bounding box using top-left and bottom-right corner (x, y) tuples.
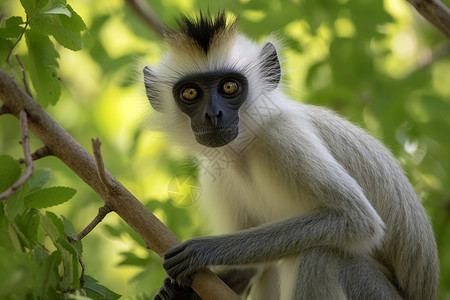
(205, 110), (222, 127)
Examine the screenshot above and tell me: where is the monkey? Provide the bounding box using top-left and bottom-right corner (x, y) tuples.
(143, 11), (439, 300)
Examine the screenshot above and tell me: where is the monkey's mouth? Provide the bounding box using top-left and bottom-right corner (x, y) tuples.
(194, 126), (239, 148)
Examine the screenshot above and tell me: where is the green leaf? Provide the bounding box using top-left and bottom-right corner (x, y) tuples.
(0, 155), (21, 193)
(102, 224), (122, 238)
(30, 5), (86, 51)
(61, 5), (87, 32)
(25, 28), (60, 106)
(61, 215), (76, 237)
(30, 14), (83, 51)
(5, 186), (26, 220)
(0, 208), (15, 252)
(33, 251), (61, 299)
(40, 212), (76, 290)
(8, 224), (23, 252)
(25, 186), (76, 209)
(16, 209), (40, 245)
(20, 0), (36, 15)
(118, 252), (149, 267)
(62, 215), (82, 253)
(58, 236), (80, 289)
(40, 212), (62, 243)
(45, 211), (66, 236)
(0, 16), (25, 39)
(0, 248), (35, 297)
(35, 0), (53, 11)
(27, 169), (52, 192)
(0, 37), (13, 63)
(84, 276), (121, 300)
(41, 6), (71, 17)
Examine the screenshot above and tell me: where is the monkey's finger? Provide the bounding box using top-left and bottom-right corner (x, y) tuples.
(164, 258), (190, 278)
(154, 290), (169, 300)
(164, 243), (188, 259)
(154, 278), (179, 300)
(164, 261), (194, 287)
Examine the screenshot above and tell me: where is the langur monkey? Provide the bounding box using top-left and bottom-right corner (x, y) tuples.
(143, 12), (439, 300)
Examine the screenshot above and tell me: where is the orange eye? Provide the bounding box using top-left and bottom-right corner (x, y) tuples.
(182, 87), (198, 101)
(222, 81), (238, 95)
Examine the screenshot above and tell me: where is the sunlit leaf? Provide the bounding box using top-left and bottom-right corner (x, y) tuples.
(30, 14), (83, 51)
(25, 28), (60, 106)
(61, 5), (87, 32)
(41, 6), (71, 17)
(19, 0), (36, 15)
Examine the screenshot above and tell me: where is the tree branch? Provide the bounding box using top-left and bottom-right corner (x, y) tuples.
(0, 104), (10, 116)
(92, 138), (115, 189)
(407, 0), (450, 40)
(0, 68), (240, 300)
(69, 205), (112, 242)
(18, 146), (52, 164)
(124, 0), (165, 38)
(0, 110), (34, 201)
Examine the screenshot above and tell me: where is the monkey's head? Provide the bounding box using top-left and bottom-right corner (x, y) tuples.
(144, 11), (281, 149)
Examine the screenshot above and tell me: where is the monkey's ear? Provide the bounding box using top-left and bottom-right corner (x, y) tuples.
(143, 66), (163, 112)
(259, 42), (281, 90)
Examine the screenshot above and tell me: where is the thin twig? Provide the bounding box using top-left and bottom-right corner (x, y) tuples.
(124, 0), (165, 38)
(8, 56), (14, 80)
(18, 146), (52, 164)
(0, 110), (34, 201)
(91, 138), (114, 188)
(0, 104), (10, 116)
(78, 253), (86, 287)
(15, 54), (32, 97)
(5, 17), (28, 64)
(68, 205), (112, 242)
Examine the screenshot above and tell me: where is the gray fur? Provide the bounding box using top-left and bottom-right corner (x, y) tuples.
(147, 13), (439, 300)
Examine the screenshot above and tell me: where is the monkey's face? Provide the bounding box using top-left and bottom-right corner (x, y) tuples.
(172, 71), (248, 148)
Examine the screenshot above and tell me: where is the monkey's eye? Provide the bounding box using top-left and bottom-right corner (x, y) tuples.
(182, 87), (199, 101)
(221, 81), (239, 95)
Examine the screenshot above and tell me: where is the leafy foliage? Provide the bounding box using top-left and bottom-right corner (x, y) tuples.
(1, 0), (86, 106)
(0, 155), (120, 299)
(1, 0), (450, 298)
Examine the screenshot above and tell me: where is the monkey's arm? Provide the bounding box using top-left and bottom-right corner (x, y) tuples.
(164, 127), (385, 286)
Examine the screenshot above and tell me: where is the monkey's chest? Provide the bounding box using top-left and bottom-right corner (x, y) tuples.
(238, 176), (316, 226)
(200, 166), (317, 231)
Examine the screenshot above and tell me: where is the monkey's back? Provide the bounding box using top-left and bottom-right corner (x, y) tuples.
(305, 104), (439, 299)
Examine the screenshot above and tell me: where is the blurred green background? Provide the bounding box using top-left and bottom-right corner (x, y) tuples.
(1, 0), (450, 298)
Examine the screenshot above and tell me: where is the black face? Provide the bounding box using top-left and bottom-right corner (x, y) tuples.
(173, 71), (248, 148)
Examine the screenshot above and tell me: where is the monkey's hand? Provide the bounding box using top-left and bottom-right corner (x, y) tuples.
(154, 278), (200, 300)
(163, 237), (216, 287)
